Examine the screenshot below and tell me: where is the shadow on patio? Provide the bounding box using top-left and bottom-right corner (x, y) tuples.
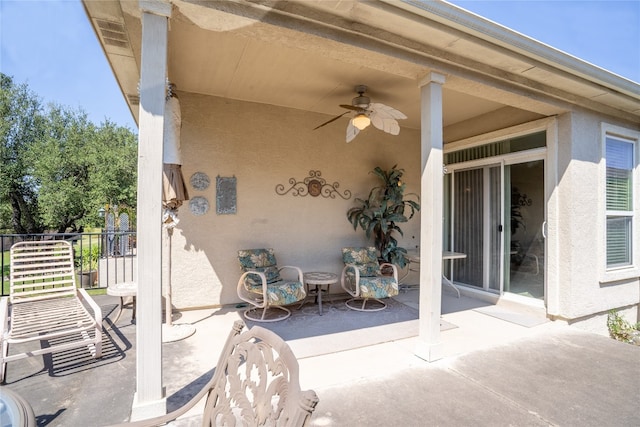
(3, 289), (558, 426)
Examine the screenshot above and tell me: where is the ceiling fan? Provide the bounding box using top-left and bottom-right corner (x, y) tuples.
(313, 85), (407, 143)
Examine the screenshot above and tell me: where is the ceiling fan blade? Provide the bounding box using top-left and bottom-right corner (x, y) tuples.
(339, 104), (360, 111)
(369, 103), (407, 120)
(346, 120), (360, 143)
(370, 111), (401, 135)
(313, 111), (350, 130)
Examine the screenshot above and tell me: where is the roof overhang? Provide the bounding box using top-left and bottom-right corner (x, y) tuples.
(82, 0), (640, 137)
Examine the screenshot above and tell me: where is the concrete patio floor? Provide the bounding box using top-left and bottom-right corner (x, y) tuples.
(3, 289), (639, 426)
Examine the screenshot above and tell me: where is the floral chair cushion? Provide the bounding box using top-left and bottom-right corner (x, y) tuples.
(247, 280), (307, 306)
(342, 247), (381, 277)
(357, 276), (399, 298)
(238, 248), (282, 284)
(238, 248), (305, 306)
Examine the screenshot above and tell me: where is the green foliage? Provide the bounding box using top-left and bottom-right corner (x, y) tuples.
(0, 73), (46, 233)
(607, 310), (640, 345)
(29, 105), (94, 232)
(86, 121), (138, 226)
(511, 187), (526, 235)
(347, 165), (420, 268)
(0, 73), (138, 233)
(76, 245), (100, 272)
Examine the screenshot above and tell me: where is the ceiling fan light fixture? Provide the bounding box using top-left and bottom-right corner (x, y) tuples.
(352, 113), (370, 130)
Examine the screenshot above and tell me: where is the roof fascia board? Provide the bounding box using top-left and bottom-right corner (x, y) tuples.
(382, 0), (640, 100)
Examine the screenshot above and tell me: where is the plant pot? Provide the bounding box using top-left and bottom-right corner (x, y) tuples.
(76, 270), (97, 288)
(379, 263), (395, 277)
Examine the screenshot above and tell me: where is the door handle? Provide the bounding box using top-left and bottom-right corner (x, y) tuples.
(541, 221), (547, 238)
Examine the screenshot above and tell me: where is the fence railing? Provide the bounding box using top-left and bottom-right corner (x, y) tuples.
(1, 231), (137, 296)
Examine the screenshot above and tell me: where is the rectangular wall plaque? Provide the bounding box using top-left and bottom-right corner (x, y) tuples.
(216, 176), (237, 214)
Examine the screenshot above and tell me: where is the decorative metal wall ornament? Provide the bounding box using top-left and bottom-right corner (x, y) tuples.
(189, 196), (210, 216)
(216, 176), (237, 214)
(190, 172), (210, 191)
(276, 170), (351, 200)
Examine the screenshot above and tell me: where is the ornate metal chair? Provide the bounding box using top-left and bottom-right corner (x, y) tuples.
(110, 321), (319, 427)
(237, 248), (306, 322)
(341, 247), (399, 311)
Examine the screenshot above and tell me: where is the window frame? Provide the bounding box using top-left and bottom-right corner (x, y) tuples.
(601, 123), (640, 283)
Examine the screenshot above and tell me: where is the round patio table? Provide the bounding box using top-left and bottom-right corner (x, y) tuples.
(106, 281), (137, 329)
(302, 272), (338, 316)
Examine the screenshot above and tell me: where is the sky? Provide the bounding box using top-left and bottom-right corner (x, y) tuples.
(1, 0), (638, 132)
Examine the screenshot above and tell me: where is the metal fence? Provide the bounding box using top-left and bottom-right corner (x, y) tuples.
(1, 231), (137, 296)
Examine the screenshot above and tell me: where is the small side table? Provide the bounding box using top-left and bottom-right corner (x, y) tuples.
(106, 281), (137, 328)
(302, 272), (338, 315)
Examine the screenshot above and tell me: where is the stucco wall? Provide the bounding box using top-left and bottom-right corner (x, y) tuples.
(162, 93), (639, 331)
(166, 93), (422, 309)
(553, 110), (640, 329)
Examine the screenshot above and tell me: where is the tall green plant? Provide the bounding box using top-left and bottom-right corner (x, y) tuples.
(347, 165), (420, 268)
(75, 245), (100, 272)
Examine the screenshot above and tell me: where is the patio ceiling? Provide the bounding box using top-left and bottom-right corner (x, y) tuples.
(84, 0), (640, 140)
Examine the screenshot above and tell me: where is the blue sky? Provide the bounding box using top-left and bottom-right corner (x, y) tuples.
(1, 0), (638, 132)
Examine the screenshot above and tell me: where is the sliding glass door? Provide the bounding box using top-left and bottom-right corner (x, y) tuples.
(505, 160), (545, 299)
(448, 159), (545, 299)
(450, 165), (503, 292)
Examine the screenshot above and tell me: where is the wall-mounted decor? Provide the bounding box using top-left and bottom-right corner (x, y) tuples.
(189, 196), (209, 216)
(190, 172), (210, 191)
(216, 176), (237, 214)
(276, 170), (351, 200)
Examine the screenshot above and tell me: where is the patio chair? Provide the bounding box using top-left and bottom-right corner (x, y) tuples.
(237, 248), (307, 322)
(110, 320), (319, 427)
(1, 240), (102, 383)
(341, 247), (399, 311)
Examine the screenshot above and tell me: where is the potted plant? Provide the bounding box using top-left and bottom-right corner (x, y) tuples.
(76, 245), (100, 288)
(347, 165), (420, 269)
(511, 187), (527, 236)
(510, 187), (528, 264)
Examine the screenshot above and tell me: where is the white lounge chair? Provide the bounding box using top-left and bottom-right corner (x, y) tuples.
(1, 240), (102, 382)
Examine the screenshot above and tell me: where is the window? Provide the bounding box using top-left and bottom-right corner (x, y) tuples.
(605, 135), (635, 268)
(445, 131), (546, 165)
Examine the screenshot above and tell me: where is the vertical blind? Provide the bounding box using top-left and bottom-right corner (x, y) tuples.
(453, 169), (484, 287)
(606, 137), (634, 267)
(488, 167), (502, 290)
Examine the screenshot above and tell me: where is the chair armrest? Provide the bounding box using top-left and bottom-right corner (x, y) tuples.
(278, 265), (304, 283)
(109, 377), (213, 427)
(237, 271), (269, 307)
(77, 288), (103, 324)
(379, 263), (398, 281)
(340, 265), (360, 297)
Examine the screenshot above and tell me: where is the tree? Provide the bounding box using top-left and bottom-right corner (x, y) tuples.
(1, 73), (138, 233)
(0, 74), (45, 233)
(29, 109), (138, 232)
(29, 105), (95, 232)
(86, 120), (138, 225)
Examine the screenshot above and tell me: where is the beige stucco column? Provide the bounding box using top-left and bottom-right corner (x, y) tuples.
(415, 72), (446, 362)
(131, 0), (170, 420)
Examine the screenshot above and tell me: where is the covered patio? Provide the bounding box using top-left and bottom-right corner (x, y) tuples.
(80, 0), (640, 420)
